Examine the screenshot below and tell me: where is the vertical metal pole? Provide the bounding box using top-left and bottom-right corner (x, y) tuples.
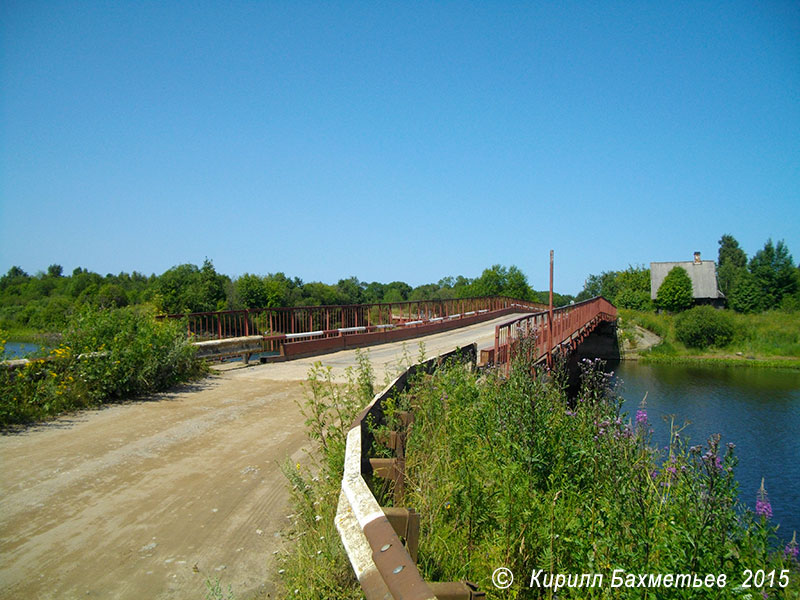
(494, 325), (500, 368)
(548, 250), (554, 368)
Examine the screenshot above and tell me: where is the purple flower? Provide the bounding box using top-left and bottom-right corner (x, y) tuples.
(785, 532), (798, 561)
(635, 409), (647, 427)
(756, 478), (772, 520)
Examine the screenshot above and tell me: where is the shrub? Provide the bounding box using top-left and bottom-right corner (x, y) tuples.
(655, 266), (694, 312)
(675, 306), (736, 349)
(0, 305), (205, 426)
(615, 287), (652, 311)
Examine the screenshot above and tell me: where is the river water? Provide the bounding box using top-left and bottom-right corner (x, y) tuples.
(614, 361), (800, 541)
(2, 341), (41, 359)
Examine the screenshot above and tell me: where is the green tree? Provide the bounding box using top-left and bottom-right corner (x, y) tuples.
(96, 283), (129, 308)
(336, 277), (362, 304)
(655, 266), (693, 312)
(748, 239), (798, 310)
(409, 283), (439, 301)
(717, 234), (747, 298)
(728, 270), (762, 313)
(505, 265), (533, 300)
(198, 259), (228, 311)
(468, 264), (532, 299)
(361, 281), (386, 303)
(302, 282), (342, 306)
(384, 281), (412, 303)
(155, 263), (222, 314)
(614, 266), (651, 309)
(576, 270), (620, 302)
(236, 274), (271, 309)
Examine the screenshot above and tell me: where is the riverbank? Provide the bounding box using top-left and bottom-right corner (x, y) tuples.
(619, 308), (800, 370)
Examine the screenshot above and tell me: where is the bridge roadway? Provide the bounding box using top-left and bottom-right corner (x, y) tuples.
(0, 312), (531, 600)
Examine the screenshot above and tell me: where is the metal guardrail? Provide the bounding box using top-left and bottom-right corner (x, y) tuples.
(487, 296), (617, 374)
(160, 296), (546, 344)
(335, 345), (485, 600)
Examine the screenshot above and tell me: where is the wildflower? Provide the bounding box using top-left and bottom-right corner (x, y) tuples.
(635, 409), (647, 428)
(756, 478), (772, 520)
(785, 532), (798, 561)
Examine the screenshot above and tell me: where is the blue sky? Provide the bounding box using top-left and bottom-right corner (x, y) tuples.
(1, 1), (798, 295)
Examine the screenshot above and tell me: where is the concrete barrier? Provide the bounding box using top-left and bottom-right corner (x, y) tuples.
(335, 344), (485, 600)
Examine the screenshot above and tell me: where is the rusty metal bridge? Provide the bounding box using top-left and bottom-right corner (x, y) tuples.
(334, 295), (618, 600)
(160, 274), (618, 600)
(163, 295), (548, 363)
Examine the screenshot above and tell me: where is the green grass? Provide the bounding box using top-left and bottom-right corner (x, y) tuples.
(638, 355), (800, 371)
(278, 349), (800, 599)
(275, 353), (374, 600)
(620, 307), (800, 367)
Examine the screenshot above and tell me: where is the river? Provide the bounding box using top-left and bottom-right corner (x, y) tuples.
(614, 361), (800, 541)
(1, 341), (41, 359)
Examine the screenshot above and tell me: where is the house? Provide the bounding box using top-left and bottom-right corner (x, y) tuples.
(650, 252), (725, 306)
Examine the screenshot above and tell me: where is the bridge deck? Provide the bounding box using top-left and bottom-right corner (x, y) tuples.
(221, 311), (533, 384)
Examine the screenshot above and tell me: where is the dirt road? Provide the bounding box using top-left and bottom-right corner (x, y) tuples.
(0, 313), (529, 599)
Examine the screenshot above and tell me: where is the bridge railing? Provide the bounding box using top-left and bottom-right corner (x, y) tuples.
(161, 296), (546, 349)
(336, 344), (484, 600)
(490, 296), (617, 374)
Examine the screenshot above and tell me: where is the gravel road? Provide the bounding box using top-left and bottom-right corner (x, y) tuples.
(0, 313), (529, 599)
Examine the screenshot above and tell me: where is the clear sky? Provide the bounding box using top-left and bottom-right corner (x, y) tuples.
(1, 1), (798, 295)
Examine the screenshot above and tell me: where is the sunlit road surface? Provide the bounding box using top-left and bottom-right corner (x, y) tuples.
(0, 311), (529, 599)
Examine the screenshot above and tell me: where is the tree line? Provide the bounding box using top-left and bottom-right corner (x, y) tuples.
(0, 262), (574, 334)
(575, 235), (799, 314)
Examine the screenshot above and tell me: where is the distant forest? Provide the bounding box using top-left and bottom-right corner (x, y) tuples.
(0, 262), (574, 333)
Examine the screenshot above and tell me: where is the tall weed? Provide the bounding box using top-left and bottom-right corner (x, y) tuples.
(0, 305), (205, 426)
(277, 349), (375, 599)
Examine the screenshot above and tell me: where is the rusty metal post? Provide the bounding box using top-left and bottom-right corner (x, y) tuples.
(548, 250), (554, 368)
(494, 325), (500, 368)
